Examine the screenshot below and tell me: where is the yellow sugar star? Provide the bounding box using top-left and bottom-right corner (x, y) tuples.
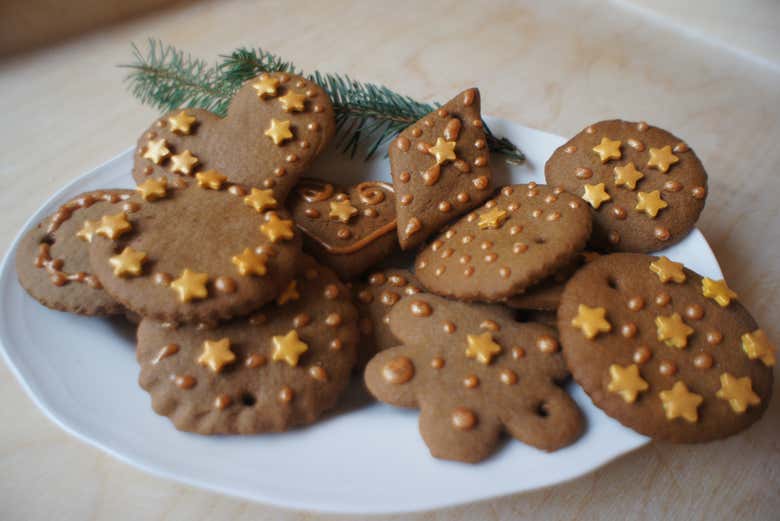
(195, 170), (227, 190)
(264, 118), (293, 145)
(428, 137), (457, 165)
(251, 75), (280, 99)
(635, 190), (668, 218)
(592, 137), (622, 163)
(741, 329), (776, 367)
(170, 269), (209, 303)
(613, 162), (644, 190)
(655, 312), (694, 349)
(272, 330), (308, 367)
(197, 338), (235, 373)
(167, 110), (197, 134)
(647, 145), (679, 173)
(96, 212), (132, 240)
(169, 150), (199, 175)
(231, 248), (268, 277)
(142, 138), (170, 164)
(244, 188), (277, 212)
(136, 177), (168, 201)
(607, 364), (649, 403)
(108, 247), (147, 277)
(702, 278), (737, 307)
(649, 256), (686, 284)
(276, 280), (300, 305)
(465, 332), (502, 365)
(329, 199), (358, 223)
(76, 219), (99, 243)
(477, 207), (508, 230)
(659, 381), (703, 423)
(260, 212), (295, 243)
(582, 183), (611, 209)
(571, 304), (612, 340)
(716, 373), (760, 414)
(278, 90), (307, 112)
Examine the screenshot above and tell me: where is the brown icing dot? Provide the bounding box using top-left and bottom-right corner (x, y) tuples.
(637, 121), (648, 131)
(461, 234), (474, 244)
(396, 136), (411, 151)
(659, 360), (677, 377)
(513, 242), (528, 254)
(611, 206), (627, 220)
(664, 180), (682, 192)
(544, 194), (558, 204)
(229, 185), (247, 196)
(417, 259), (428, 269)
(325, 313), (342, 327)
(214, 394), (232, 410)
(369, 273), (387, 286)
(655, 292), (671, 306)
(528, 188), (540, 198)
(463, 375), (480, 388)
(621, 323), (638, 338)
(480, 240), (493, 250)
(673, 142), (689, 153)
(633, 346), (652, 365)
(286, 154), (299, 163)
(337, 228), (352, 240)
(685, 304), (704, 320)
(324, 284), (340, 300)
(399, 171), (411, 183)
(500, 368), (518, 385)
(456, 192), (470, 204)
(451, 407), (477, 431)
(564, 145), (577, 154)
(546, 211), (561, 221)
(484, 253), (497, 263)
(442, 321), (456, 334)
(569, 200), (581, 209)
(466, 212), (478, 222)
(410, 128), (422, 137)
(405, 286), (420, 295)
(386, 275), (406, 287)
(400, 194), (413, 206)
(575, 167), (593, 180)
(173, 375), (196, 389)
(274, 167), (286, 177)
(214, 276), (236, 294)
(309, 365), (328, 382)
(437, 108), (449, 118)
(481, 319), (500, 332)
(537, 335), (559, 353)
(510, 225), (523, 235)
(278, 386), (294, 403)
(382, 356), (415, 384)
(485, 200), (497, 210)
(154, 272), (173, 287)
(608, 231), (621, 245)
(263, 178), (276, 188)
(499, 267), (511, 278)
(380, 291), (400, 306)
(245, 353), (267, 368)
(307, 122), (320, 131)
(435, 266), (446, 277)
(440, 248), (454, 259)
(293, 313), (311, 328)
(474, 138), (487, 150)
(363, 208), (378, 217)
(438, 201), (452, 212)
(585, 126), (596, 134)
(627, 296), (645, 311)
(654, 226), (671, 241)
(463, 266), (475, 277)
(431, 357), (445, 369)
(627, 138), (645, 152)
(410, 300), (432, 317)
(512, 346), (526, 359)
(152, 343), (179, 364)
(707, 331), (723, 345)
(313, 105), (324, 113)
(693, 353), (714, 370)
(330, 338), (343, 351)
(143, 166), (153, 175)
(445, 229), (457, 239)
(472, 119), (483, 128)
(304, 208), (320, 218)
(691, 186), (706, 199)
(473, 175), (489, 189)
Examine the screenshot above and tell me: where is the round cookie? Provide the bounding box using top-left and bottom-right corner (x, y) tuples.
(558, 253), (774, 443)
(545, 120), (707, 252)
(89, 180), (301, 323)
(15, 190), (134, 315)
(414, 184), (592, 302)
(137, 257), (359, 434)
(365, 292), (583, 463)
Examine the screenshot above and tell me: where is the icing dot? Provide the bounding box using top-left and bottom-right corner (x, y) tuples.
(154, 272), (173, 287)
(569, 200), (581, 209)
(654, 227), (671, 241)
(443, 321), (456, 334)
(400, 194), (413, 206)
(437, 108), (449, 118)
(456, 192), (470, 204)
(278, 386), (294, 403)
(445, 229), (457, 239)
(585, 126), (596, 134)
(608, 231), (621, 245)
(438, 201), (452, 212)
(410, 128), (422, 137)
(564, 145), (577, 154)
(500, 368), (518, 385)
(691, 186), (706, 199)
(685, 304), (704, 320)
(380, 291), (400, 306)
(451, 407), (477, 431)
(274, 167), (286, 177)
(330, 339), (343, 351)
(293, 313), (312, 328)
(659, 360), (677, 377)
(173, 375), (196, 389)
(473, 176), (489, 189)
(673, 142), (689, 153)
(513, 242), (528, 254)
(307, 122), (320, 131)
(546, 211), (561, 221)
(481, 240), (493, 250)
(481, 319), (500, 332)
(410, 300), (432, 317)
(575, 167), (593, 180)
(485, 200), (497, 209)
(382, 356), (415, 384)
(431, 240), (443, 252)
(693, 353), (713, 370)
(435, 266), (446, 277)
(499, 267), (511, 278)
(512, 347), (526, 359)
(537, 335), (559, 353)
(396, 137), (411, 151)
(337, 228), (352, 240)
(324, 284), (340, 299)
(399, 171), (411, 183)
(637, 121), (648, 131)
(463, 375), (480, 388)
(655, 292), (671, 306)
(544, 194), (558, 204)
(633, 346), (652, 365)
(214, 276), (236, 294)
(304, 208), (320, 218)
(431, 357), (445, 369)
(510, 225), (523, 235)
(627, 138), (645, 151)
(706, 331), (723, 345)
(461, 234), (474, 244)
(459, 255), (471, 264)
(214, 394), (232, 410)
(627, 296), (645, 311)
(507, 203), (518, 212)
(364, 208), (378, 217)
(621, 323), (637, 338)
(611, 207), (627, 220)
(463, 266), (475, 277)
(388, 275), (407, 286)
(325, 313), (342, 327)
(440, 248), (454, 259)
(484, 253), (497, 263)
(664, 180), (682, 192)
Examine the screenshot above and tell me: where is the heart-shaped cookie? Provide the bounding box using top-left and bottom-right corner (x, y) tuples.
(132, 72), (335, 201)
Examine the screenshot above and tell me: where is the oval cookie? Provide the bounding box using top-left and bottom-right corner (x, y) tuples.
(558, 253), (773, 443)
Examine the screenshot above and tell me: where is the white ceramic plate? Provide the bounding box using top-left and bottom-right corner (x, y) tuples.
(0, 118), (722, 514)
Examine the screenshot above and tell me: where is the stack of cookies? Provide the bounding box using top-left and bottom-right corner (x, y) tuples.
(16, 73), (775, 463)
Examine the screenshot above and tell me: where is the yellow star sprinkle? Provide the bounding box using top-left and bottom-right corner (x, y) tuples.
(741, 329), (776, 367)
(465, 332), (502, 365)
(649, 256), (686, 284)
(96, 212), (132, 240)
(251, 75), (280, 99)
(170, 269), (209, 303)
(108, 247), (147, 277)
(329, 199), (358, 223)
(276, 280), (300, 305)
(244, 188), (278, 212)
(702, 278), (737, 307)
(278, 90), (307, 112)
(592, 137), (622, 163)
(428, 137), (457, 165)
(195, 170), (227, 190)
(260, 212), (295, 243)
(142, 138), (170, 164)
(169, 150), (199, 175)
(607, 364), (649, 403)
(136, 177), (168, 201)
(635, 190), (668, 218)
(647, 145), (679, 173)
(716, 373), (760, 414)
(272, 330), (308, 367)
(76, 220), (99, 243)
(197, 338), (235, 373)
(655, 312), (693, 349)
(264, 118), (293, 145)
(613, 162), (644, 190)
(477, 207), (508, 230)
(582, 183), (611, 209)
(167, 111), (196, 134)
(659, 381), (702, 423)
(571, 304), (612, 339)
(231, 248), (268, 277)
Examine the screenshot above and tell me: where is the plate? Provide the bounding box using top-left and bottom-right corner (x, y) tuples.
(0, 118), (723, 514)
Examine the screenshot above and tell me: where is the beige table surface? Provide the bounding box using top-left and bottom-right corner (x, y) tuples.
(1, 1), (779, 519)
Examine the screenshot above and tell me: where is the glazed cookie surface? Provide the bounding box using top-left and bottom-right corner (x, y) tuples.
(389, 88), (493, 250)
(545, 120), (707, 252)
(137, 257), (359, 434)
(288, 178), (398, 280)
(365, 293), (583, 463)
(90, 181), (301, 323)
(132, 73), (335, 200)
(15, 190), (134, 315)
(558, 253), (773, 443)
(415, 184), (592, 302)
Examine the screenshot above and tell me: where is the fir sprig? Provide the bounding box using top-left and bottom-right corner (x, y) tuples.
(122, 40), (524, 163)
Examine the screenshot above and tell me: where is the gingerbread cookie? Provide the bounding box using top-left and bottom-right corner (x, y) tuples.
(365, 293), (583, 462)
(288, 178), (398, 280)
(389, 88), (494, 250)
(133, 73), (335, 200)
(558, 253), (773, 443)
(415, 184), (592, 302)
(137, 257), (359, 434)
(89, 180), (301, 323)
(15, 190), (135, 315)
(545, 120), (707, 252)
(506, 252), (598, 311)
